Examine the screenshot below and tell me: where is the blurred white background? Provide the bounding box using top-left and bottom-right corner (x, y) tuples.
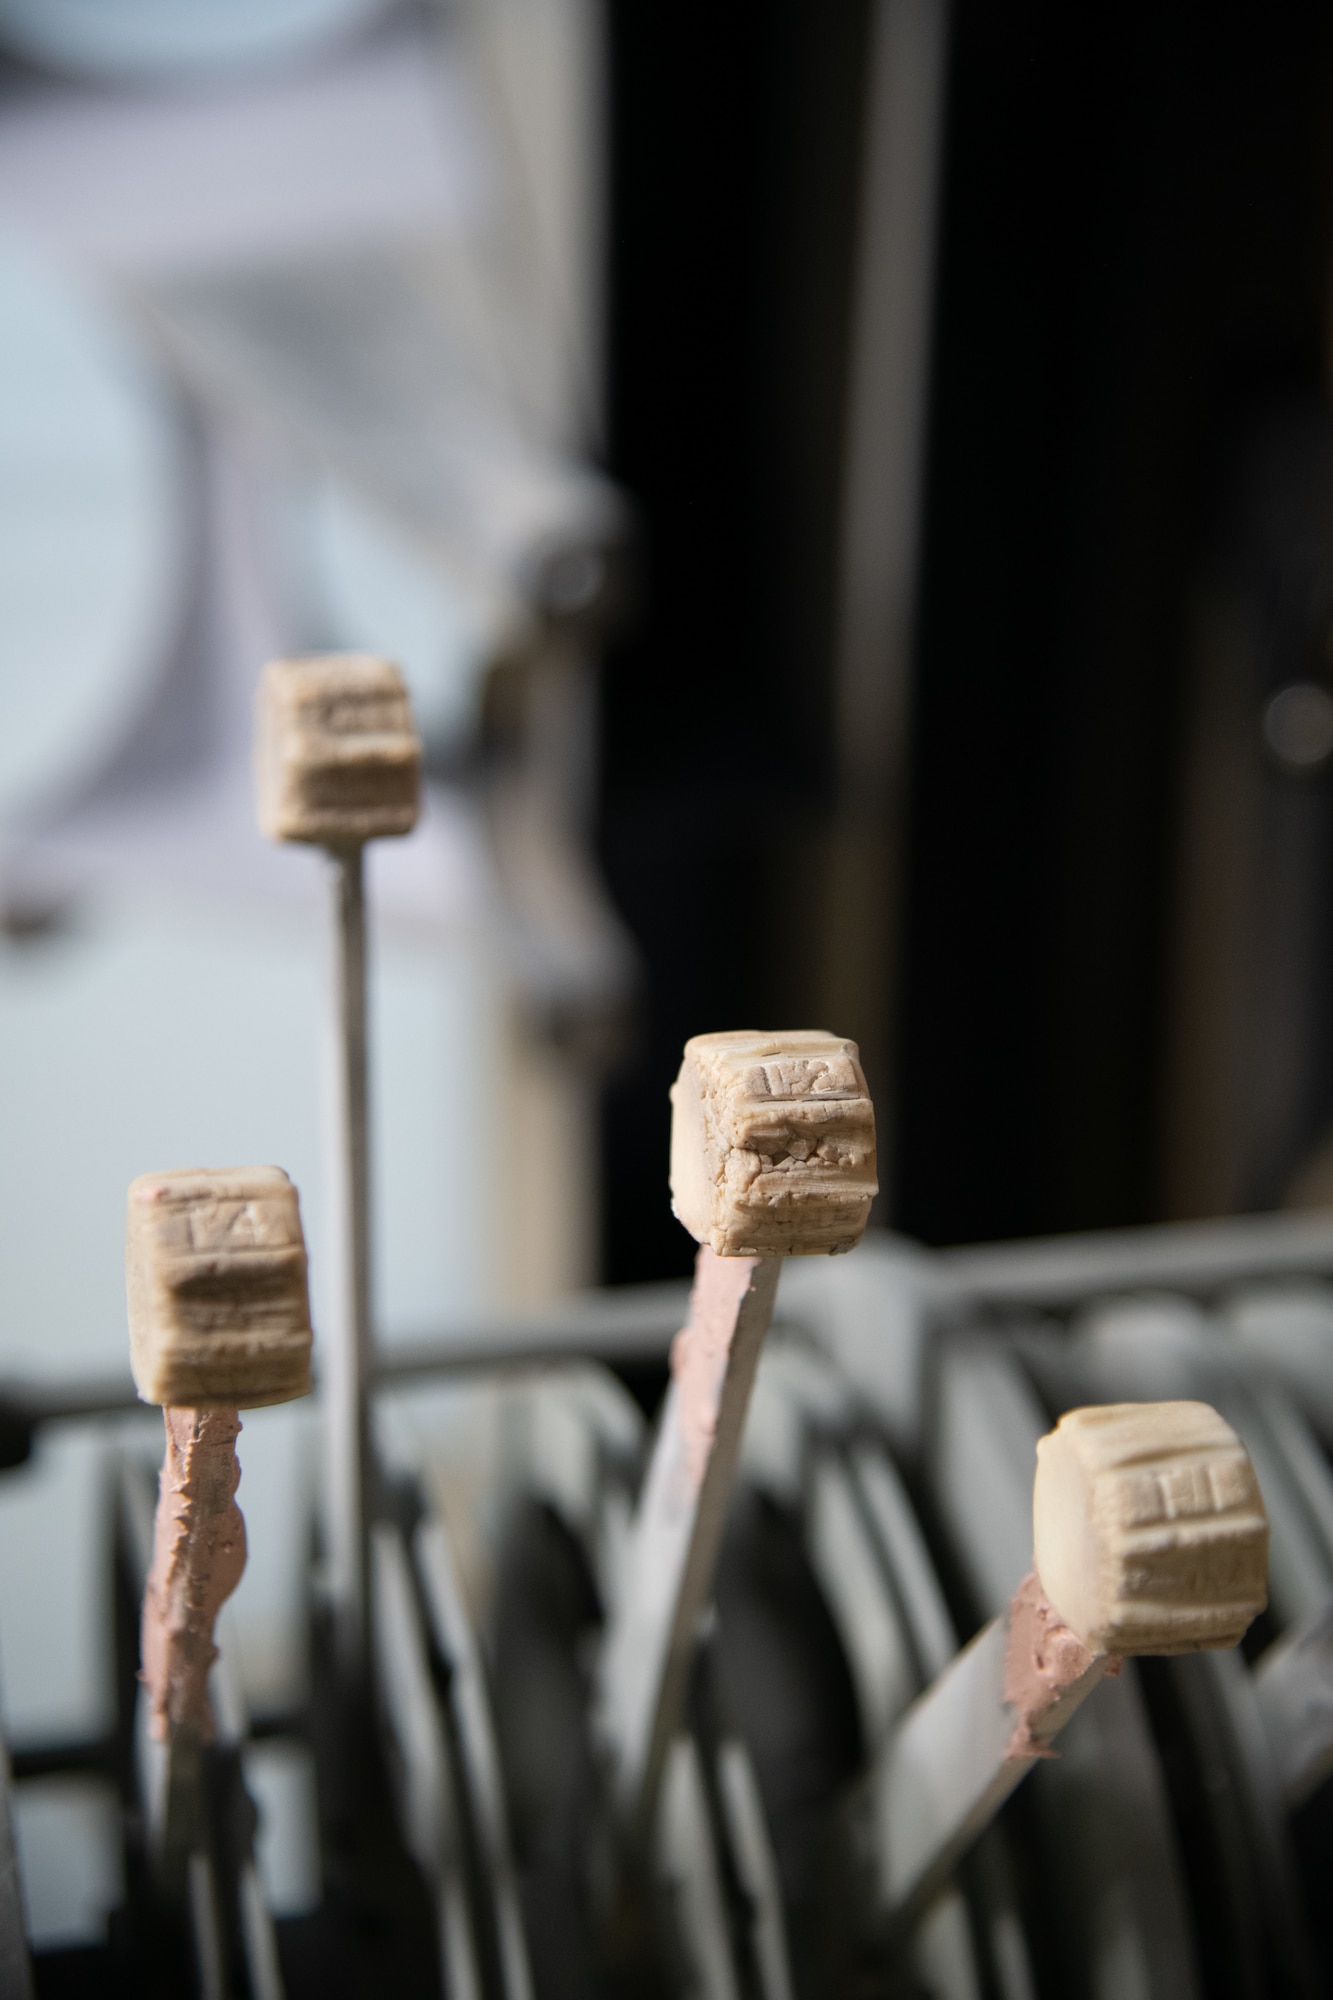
(0, 0), (628, 1943)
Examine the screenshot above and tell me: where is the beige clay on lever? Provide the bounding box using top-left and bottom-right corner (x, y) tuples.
(140, 1408), (247, 1740)
(128, 1166), (314, 1743)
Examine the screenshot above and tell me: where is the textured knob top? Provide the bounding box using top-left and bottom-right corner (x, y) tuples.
(255, 653), (421, 846)
(1033, 1400), (1269, 1655)
(669, 1030), (877, 1257)
(127, 1166), (313, 1409)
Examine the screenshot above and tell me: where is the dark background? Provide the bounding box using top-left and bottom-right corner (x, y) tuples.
(597, 2), (1333, 1283)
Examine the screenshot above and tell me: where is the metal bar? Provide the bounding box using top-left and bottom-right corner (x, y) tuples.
(187, 1850), (226, 2000)
(376, 1280), (691, 1380)
(655, 1737), (742, 2000)
(211, 1606), (286, 2000)
(12, 1212), (1333, 1441)
(0, 1287), (695, 1435)
(598, 1250), (781, 1836)
(326, 843), (373, 1681)
(1255, 1605), (1333, 1808)
(939, 1212), (1333, 1307)
(371, 1524), (483, 2000)
(873, 1611), (1109, 1934)
(715, 1740), (795, 2000)
(415, 1519), (535, 2000)
(239, 1862), (286, 2000)
(124, 1452), (226, 1994)
(0, 1376), (149, 1425)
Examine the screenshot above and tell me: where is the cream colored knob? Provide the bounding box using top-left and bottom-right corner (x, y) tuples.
(668, 1029), (877, 1257)
(255, 653), (421, 846)
(1033, 1400), (1269, 1656)
(126, 1166), (313, 1410)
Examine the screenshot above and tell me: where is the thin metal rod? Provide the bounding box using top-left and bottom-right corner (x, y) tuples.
(937, 1209), (1333, 1306)
(325, 843), (373, 1681)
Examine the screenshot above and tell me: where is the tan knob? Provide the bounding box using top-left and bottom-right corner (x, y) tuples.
(255, 653), (421, 846)
(668, 1029), (877, 1257)
(1033, 1400), (1269, 1656)
(126, 1166), (313, 1410)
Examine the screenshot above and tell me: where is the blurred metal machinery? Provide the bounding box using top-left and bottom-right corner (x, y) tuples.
(3, 1210), (1333, 1995)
